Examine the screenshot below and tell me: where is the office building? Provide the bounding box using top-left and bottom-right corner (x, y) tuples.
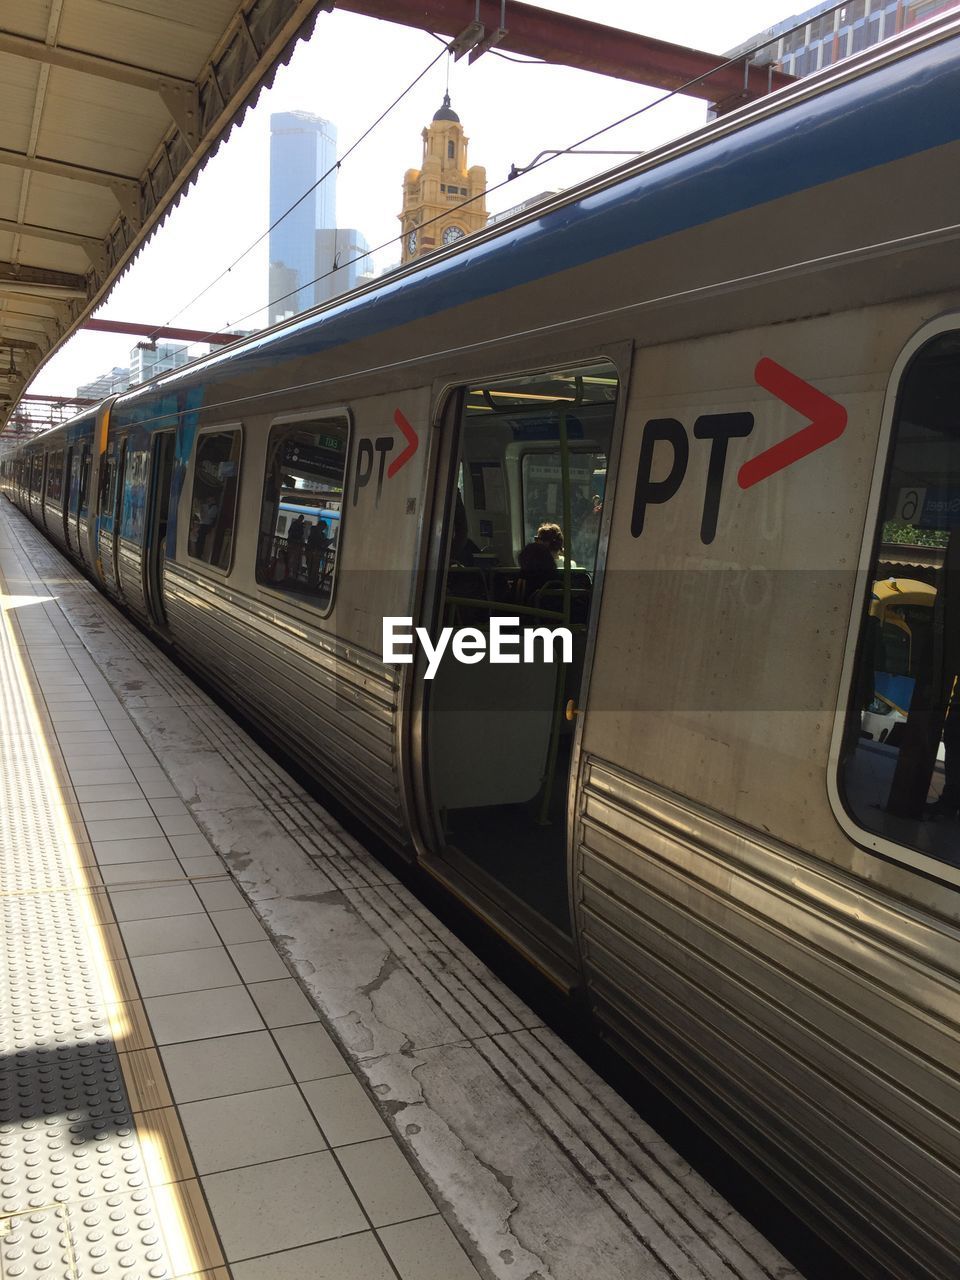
(314, 228), (375, 304)
(269, 112), (338, 324)
(76, 366), (129, 399)
(129, 342), (193, 386)
(731, 1), (956, 79)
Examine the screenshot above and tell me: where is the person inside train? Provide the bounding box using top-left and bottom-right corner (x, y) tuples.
(306, 519), (331, 592)
(286, 512), (306, 578)
(517, 522), (565, 600)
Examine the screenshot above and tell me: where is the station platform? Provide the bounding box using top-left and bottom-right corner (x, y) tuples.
(0, 497), (804, 1280)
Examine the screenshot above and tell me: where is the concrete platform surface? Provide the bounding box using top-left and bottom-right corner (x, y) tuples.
(0, 498), (803, 1280)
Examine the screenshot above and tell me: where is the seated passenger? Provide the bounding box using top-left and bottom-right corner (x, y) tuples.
(517, 522), (565, 600)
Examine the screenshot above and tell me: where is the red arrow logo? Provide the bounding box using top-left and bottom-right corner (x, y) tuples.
(387, 408), (419, 479)
(737, 358), (846, 490)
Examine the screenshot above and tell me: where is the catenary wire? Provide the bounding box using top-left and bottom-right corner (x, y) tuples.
(126, 1), (856, 368)
(152, 40), (451, 338)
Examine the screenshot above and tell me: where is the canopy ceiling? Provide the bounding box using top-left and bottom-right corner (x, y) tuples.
(0, 0), (324, 428)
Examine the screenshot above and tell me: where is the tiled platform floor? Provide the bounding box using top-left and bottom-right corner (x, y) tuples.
(0, 498), (804, 1280)
(0, 509), (478, 1280)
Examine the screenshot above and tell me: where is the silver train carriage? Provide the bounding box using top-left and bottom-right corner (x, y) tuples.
(4, 17), (960, 1279)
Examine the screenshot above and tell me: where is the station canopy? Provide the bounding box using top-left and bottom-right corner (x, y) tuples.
(0, 0), (324, 428)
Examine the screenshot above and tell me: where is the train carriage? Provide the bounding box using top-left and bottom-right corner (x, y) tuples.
(5, 16), (960, 1279)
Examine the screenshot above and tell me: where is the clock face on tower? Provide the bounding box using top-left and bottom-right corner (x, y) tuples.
(406, 229), (417, 254)
(442, 224), (465, 246)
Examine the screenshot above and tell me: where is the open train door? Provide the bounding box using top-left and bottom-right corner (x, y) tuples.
(412, 355), (629, 981)
(144, 431), (176, 630)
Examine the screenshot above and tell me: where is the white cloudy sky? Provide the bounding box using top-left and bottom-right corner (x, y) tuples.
(32, 0), (804, 396)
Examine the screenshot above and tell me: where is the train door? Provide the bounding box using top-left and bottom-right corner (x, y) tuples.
(29, 453), (45, 522)
(75, 441), (93, 566)
(418, 361), (620, 964)
(62, 447), (74, 550)
(96, 435), (126, 596)
(144, 431), (175, 629)
(112, 438), (129, 596)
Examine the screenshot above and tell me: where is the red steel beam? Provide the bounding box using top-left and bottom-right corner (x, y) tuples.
(83, 319), (238, 344)
(333, 1), (792, 106)
(20, 393), (98, 404)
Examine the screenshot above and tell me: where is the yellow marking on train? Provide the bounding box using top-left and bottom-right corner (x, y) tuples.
(97, 400), (112, 456)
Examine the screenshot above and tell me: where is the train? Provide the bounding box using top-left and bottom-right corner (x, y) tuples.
(4, 15), (960, 1278)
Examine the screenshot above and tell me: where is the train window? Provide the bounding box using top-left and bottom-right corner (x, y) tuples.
(30, 454), (43, 494)
(841, 331), (960, 870)
(188, 430), (242, 571)
(46, 450), (64, 506)
(99, 451), (116, 513)
(521, 450), (606, 571)
(120, 446), (150, 544)
(256, 414), (348, 612)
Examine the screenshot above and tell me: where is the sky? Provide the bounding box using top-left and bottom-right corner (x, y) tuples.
(31, 0), (806, 398)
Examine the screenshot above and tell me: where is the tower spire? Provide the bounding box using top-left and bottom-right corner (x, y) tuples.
(400, 96), (486, 264)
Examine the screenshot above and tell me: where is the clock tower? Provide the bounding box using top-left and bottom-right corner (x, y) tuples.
(400, 94), (487, 264)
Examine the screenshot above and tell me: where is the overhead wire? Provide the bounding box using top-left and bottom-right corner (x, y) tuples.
(498, 2), (859, 179)
(123, 2), (854, 371)
(152, 40), (451, 337)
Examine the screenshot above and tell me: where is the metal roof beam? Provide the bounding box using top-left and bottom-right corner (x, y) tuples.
(0, 216), (110, 275)
(0, 262), (88, 296)
(16, 393), (97, 406)
(331, 1), (791, 106)
(0, 215), (102, 251)
(0, 147), (137, 189)
(0, 30), (195, 94)
(0, 149), (141, 229)
(0, 324), (56, 347)
(83, 318), (237, 344)
(0, 30), (202, 149)
(4, 0), (324, 433)
(0, 338), (42, 352)
(0, 314), (49, 335)
(0, 299), (74, 325)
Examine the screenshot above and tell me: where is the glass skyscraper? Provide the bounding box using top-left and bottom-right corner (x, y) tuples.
(269, 112), (338, 324)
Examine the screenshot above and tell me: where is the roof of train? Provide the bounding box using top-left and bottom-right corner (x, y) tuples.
(17, 15), (960, 445)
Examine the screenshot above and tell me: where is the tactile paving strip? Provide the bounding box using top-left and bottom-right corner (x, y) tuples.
(0, 571), (211, 1279)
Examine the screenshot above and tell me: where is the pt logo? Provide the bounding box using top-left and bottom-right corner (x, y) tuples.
(352, 409), (419, 507)
(631, 358), (847, 544)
